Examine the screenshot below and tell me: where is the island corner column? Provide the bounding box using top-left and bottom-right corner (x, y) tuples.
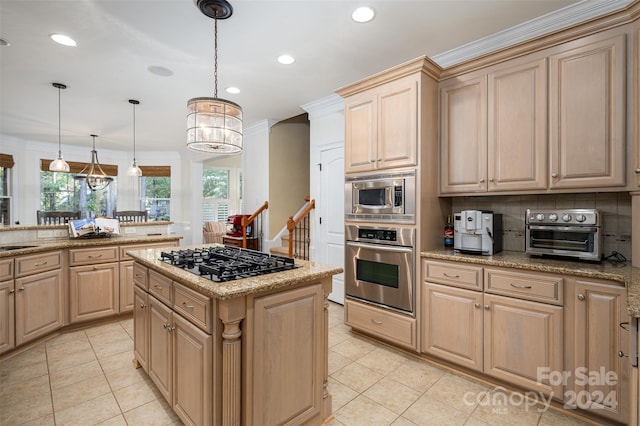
(219, 297), (246, 426)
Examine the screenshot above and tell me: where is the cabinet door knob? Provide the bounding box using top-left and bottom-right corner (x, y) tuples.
(474, 303), (481, 309)
(140, 303), (147, 309)
(8, 289), (15, 294)
(18, 286), (25, 292)
(479, 178), (485, 183)
(489, 178), (494, 183)
(577, 293), (585, 301)
(635, 168), (640, 174)
(618, 351), (628, 358)
(484, 305), (490, 310)
(551, 173), (558, 178)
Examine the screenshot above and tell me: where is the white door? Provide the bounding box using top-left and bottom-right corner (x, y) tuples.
(318, 145), (345, 304)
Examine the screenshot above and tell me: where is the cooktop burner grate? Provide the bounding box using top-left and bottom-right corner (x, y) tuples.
(159, 246), (297, 282)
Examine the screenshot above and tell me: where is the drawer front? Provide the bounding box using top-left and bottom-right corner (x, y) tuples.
(485, 268), (563, 305)
(345, 300), (416, 350)
(120, 241), (178, 261)
(15, 251), (62, 277)
(133, 263), (148, 290)
(173, 282), (212, 334)
(424, 260), (483, 290)
(149, 269), (172, 306)
(0, 258), (13, 281)
(69, 246), (119, 266)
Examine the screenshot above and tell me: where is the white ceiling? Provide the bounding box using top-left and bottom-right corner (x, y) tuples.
(0, 0), (627, 158)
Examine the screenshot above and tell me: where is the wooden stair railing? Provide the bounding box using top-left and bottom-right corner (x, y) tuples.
(242, 201), (269, 251)
(286, 196), (315, 259)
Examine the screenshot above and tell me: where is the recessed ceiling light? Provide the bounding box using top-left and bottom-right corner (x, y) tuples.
(50, 33), (76, 47)
(148, 65), (174, 77)
(352, 6), (376, 23)
(0, 38), (10, 47)
(277, 54), (295, 65)
(226, 87), (240, 94)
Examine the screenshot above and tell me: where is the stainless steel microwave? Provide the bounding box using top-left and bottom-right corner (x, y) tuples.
(344, 171), (415, 223)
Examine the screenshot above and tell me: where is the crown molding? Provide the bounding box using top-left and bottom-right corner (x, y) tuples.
(301, 94), (343, 120)
(432, 0), (634, 68)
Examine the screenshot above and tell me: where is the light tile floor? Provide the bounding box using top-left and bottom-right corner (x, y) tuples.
(0, 302), (601, 425)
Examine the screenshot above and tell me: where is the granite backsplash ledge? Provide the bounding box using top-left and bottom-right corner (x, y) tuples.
(450, 192), (632, 259)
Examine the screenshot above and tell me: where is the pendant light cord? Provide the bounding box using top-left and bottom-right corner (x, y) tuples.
(57, 85), (62, 156)
(132, 102), (136, 161)
(214, 12), (218, 99)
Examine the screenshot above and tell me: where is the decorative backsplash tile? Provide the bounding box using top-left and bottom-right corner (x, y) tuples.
(450, 192), (632, 259)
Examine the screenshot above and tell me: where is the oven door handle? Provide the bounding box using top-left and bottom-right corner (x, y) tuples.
(527, 225), (599, 232)
(346, 241), (413, 254)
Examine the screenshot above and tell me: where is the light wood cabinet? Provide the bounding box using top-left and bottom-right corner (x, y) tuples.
(344, 74), (417, 173)
(634, 22), (640, 185)
(440, 58), (547, 194)
(15, 268), (63, 346)
(0, 279), (15, 354)
(148, 294), (173, 402)
(69, 262), (119, 323)
(345, 298), (417, 350)
(567, 278), (630, 424)
(133, 285), (149, 372)
(422, 260), (564, 398)
(246, 283), (325, 426)
(549, 33), (626, 189)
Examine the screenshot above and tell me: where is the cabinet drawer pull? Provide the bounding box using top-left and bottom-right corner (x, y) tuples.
(619, 322), (629, 331)
(577, 293), (585, 301)
(134, 274), (143, 278)
(34, 261), (48, 266)
(618, 351), (628, 358)
(443, 272), (459, 278)
(182, 302), (194, 309)
(154, 285), (163, 290)
(88, 254), (103, 259)
(371, 318), (383, 325)
(510, 283), (532, 289)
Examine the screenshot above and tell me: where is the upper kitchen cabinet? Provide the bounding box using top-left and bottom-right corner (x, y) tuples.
(343, 74), (418, 173)
(634, 22), (640, 186)
(440, 58), (547, 194)
(338, 58), (442, 175)
(549, 32), (626, 189)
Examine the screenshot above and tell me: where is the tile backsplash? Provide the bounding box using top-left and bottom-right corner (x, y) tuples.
(450, 192), (632, 259)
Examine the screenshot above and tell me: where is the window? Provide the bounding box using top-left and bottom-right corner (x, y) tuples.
(0, 154), (13, 225)
(140, 176), (171, 221)
(203, 167), (242, 223)
(40, 171), (117, 218)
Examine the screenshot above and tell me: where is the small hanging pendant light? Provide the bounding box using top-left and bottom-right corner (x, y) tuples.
(127, 99), (142, 177)
(75, 134), (113, 191)
(187, 0), (242, 154)
(49, 82), (71, 172)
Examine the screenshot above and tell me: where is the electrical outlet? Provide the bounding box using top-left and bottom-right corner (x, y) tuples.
(124, 227), (136, 234)
(37, 230), (54, 238)
(53, 229), (68, 237)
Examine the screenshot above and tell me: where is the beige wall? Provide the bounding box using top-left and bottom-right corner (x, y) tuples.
(268, 114), (310, 239)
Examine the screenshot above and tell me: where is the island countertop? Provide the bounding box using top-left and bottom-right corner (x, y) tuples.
(127, 245), (344, 300)
(422, 249), (640, 318)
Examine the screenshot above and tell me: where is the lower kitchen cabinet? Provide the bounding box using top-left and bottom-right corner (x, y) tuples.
(15, 268), (64, 345)
(345, 298), (417, 350)
(119, 261), (135, 313)
(567, 278), (630, 424)
(145, 288), (213, 426)
(0, 279), (15, 354)
(133, 285), (149, 372)
(69, 262), (119, 323)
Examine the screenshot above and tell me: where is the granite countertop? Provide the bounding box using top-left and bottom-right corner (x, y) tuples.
(0, 234), (182, 258)
(127, 245), (344, 300)
(422, 249), (640, 318)
(0, 221), (173, 232)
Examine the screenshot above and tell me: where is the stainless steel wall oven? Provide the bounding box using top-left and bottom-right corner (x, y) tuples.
(345, 224), (415, 315)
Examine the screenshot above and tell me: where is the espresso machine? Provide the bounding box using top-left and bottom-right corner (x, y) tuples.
(453, 210), (502, 255)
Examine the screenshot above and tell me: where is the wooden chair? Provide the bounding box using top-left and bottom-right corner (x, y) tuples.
(114, 210), (148, 223)
(36, 210), (81, 225)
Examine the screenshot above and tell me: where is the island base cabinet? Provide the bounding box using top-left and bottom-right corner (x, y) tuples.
(483, 293), (564, 398)
(69, 262), (119, 323)
(245, 283), (326, 426)
(0, 280), (15, 354)
(119, 261), (135, 313)
(172, 313), (212, 426)
(568, 279), (630, 424)
(15, 268), (63, 346)
(133, 285), (149, 372)
(148, 295), (173, 402)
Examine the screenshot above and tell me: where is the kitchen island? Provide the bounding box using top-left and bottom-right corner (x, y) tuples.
(127, 246), (343, 426)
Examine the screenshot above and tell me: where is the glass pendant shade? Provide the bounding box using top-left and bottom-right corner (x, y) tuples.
(75, 135), (113, 191)
(50, 82), (70, 172)
(186, 97), (242, 153)
(127, 99), (142, 176)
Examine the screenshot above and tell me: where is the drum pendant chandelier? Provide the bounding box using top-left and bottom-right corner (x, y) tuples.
(187, 0), (243, 154)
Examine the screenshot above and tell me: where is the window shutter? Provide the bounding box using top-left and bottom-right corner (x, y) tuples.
(140, 166), (171, 177)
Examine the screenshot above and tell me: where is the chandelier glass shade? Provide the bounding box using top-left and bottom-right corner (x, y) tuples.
(187, 0), (242, 154)
(49, 82), (70, 172)
(74, 134), (113, 191)
(127, 99), (142, 176)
